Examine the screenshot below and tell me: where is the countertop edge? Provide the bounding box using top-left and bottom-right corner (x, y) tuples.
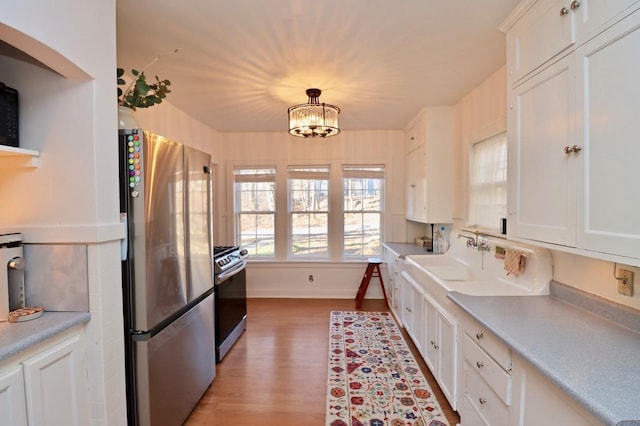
(382, 242), (432, 258)
(0, 312), (91, 362)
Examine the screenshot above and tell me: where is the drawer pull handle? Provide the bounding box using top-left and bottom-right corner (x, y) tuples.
(476, 332), (484, 340)
(430, 340), (436, 347)
(434, 344), (439, 350)
(476, 361), (484, 368)
(560, 6), (569, 16)
(479, 397), (487, 405)
(570, 0), (580, 10)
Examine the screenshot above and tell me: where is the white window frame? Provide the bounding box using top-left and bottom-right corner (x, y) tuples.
(287, 166), (331, 258)
(233, 166), (277, 257)
(468, 132), (507, 231)
(342, 165), (385, 258)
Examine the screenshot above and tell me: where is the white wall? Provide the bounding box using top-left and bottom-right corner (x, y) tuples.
(1, 1), (127, 424)
(452, 66), (640, 311)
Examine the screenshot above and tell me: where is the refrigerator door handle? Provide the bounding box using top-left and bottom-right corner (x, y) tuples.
(120, 212), (128, 261)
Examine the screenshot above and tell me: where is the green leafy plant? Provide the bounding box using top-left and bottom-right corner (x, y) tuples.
(117, 68), (171, 110)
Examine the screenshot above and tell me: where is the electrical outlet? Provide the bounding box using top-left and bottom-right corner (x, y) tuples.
(617, 269), (634, 296)
(308, 274), (314, 283)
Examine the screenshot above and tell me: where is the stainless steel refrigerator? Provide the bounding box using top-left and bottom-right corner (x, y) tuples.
(119, 129), (215, 426)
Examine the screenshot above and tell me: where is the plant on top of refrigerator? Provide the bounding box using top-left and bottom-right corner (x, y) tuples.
(117, 49), (180, 110)
(117, 68), (171, 110)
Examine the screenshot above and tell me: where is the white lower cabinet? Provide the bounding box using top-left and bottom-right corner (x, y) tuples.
(511, 352), (602, 426)
(400, 270), (458, 411)
(0, 365), (28, 425)
(460, 319), (513, 426)
(400, 272), (425, 356)
(423, 293), (457, 410)
(382, 247), (403, 323)
(458, 314), (604, 426)
(0, 326), (89, 426)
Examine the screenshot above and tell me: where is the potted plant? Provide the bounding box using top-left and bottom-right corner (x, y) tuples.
(117, 68), (171, 110)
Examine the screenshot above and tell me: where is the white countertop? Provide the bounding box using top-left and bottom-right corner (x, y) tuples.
(0, 311), (91, 361)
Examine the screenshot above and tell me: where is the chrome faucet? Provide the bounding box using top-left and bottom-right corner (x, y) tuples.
(476, 236), (491, 252)
(457, 233), (491, 252)
(457, 234), (477, 248)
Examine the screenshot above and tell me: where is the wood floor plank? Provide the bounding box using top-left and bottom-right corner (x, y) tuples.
(186, 298), (460, 425)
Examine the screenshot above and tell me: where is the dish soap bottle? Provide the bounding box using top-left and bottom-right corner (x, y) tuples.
(439, 226), (449, 253)
(433, 229), (443, 254)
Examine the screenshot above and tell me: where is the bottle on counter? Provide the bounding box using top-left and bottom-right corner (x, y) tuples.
(433, 230), (443, 254)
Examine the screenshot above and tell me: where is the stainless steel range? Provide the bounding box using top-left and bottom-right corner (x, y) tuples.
(213, 246), (248, 362)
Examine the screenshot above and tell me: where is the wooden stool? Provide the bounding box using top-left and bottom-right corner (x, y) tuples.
(355, 257), (389, 309)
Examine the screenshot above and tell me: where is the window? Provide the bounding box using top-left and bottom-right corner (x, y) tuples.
(343, 166), (384, 257)
(234, 167), (276, 256)
(288, 166), (330, 257)
(468, 132), (507, 230)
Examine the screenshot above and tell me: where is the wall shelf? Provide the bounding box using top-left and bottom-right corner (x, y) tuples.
(0, 145), (40, 167)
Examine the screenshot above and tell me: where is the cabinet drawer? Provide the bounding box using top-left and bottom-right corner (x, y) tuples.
(464, 362), (510, 426)
(465, 326), (511, 372)
(463, 335), (512, 405)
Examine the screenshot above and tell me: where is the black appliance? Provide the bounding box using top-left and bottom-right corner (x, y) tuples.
(0, 82), (19, 147)
(213, 245), (248, 362)
(119, 129), (216, 426)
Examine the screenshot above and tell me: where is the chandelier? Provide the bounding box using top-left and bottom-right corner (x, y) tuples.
(288, 88), (340, 138)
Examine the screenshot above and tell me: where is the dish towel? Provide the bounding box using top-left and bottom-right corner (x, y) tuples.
(504, 249), (525, 276)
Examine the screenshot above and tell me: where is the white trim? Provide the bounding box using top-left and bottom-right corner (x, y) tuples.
(0, 223), (126, 244)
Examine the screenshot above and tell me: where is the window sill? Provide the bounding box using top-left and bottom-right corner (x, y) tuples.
(247, 259), (380, 268)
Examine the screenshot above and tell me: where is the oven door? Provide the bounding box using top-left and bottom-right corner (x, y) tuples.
(214, 261), (247, 362)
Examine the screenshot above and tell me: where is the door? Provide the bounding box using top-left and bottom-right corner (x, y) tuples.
(134, 131), (187, 331)
(135, 293), (215, 426)
(508, 54), (576, 246)
(185, 146), (213, 300)
(575, 10), (640, 258)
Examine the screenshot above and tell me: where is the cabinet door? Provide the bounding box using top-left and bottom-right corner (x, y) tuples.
(575, 0), (640, 40)
(423, 294), (438, 374)
(437, 309), (457, 410)
(391, 258), (402, 314)
(508, 0), (576, 84)
(400, 272), (413, 330)
(410, 282), (424, 355)
(0, 365), (27, 426)
(514, 355), (601, 425)
(575, 9), (640, 258)
(22, 334), (89, 426)
(406, 146), (427, 222)
(508, 54), (577, 246)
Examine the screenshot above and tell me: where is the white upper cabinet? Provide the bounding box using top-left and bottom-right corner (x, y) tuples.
(508, 54), (577, 247)
(506, 0), (640, 85)
(507, 0), (578, 85)
(404, 107), (454, 224)
(505, 0), (640, 264)
(574, 10), (640, 258)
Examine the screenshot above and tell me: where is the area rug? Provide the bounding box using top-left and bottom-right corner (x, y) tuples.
(326, 311), (449, 426)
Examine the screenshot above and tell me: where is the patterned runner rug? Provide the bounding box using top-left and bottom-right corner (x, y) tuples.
(326, 311), (449, 426)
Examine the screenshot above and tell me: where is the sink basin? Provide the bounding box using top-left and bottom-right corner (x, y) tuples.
(424, 265), (471, 281)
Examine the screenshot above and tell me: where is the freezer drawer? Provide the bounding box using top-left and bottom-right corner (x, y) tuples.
(134, 293), (215, 426)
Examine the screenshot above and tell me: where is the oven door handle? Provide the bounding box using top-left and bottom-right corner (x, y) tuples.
(217, 260), (247, 282)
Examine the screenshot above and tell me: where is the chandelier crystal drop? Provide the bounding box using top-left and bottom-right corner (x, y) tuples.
(288, 88), (340, 138)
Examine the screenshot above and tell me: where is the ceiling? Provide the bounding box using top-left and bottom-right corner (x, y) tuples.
(116, 0), (518, 133)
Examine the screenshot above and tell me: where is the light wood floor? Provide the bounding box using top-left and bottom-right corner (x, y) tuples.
(186, 298), (460, 425)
